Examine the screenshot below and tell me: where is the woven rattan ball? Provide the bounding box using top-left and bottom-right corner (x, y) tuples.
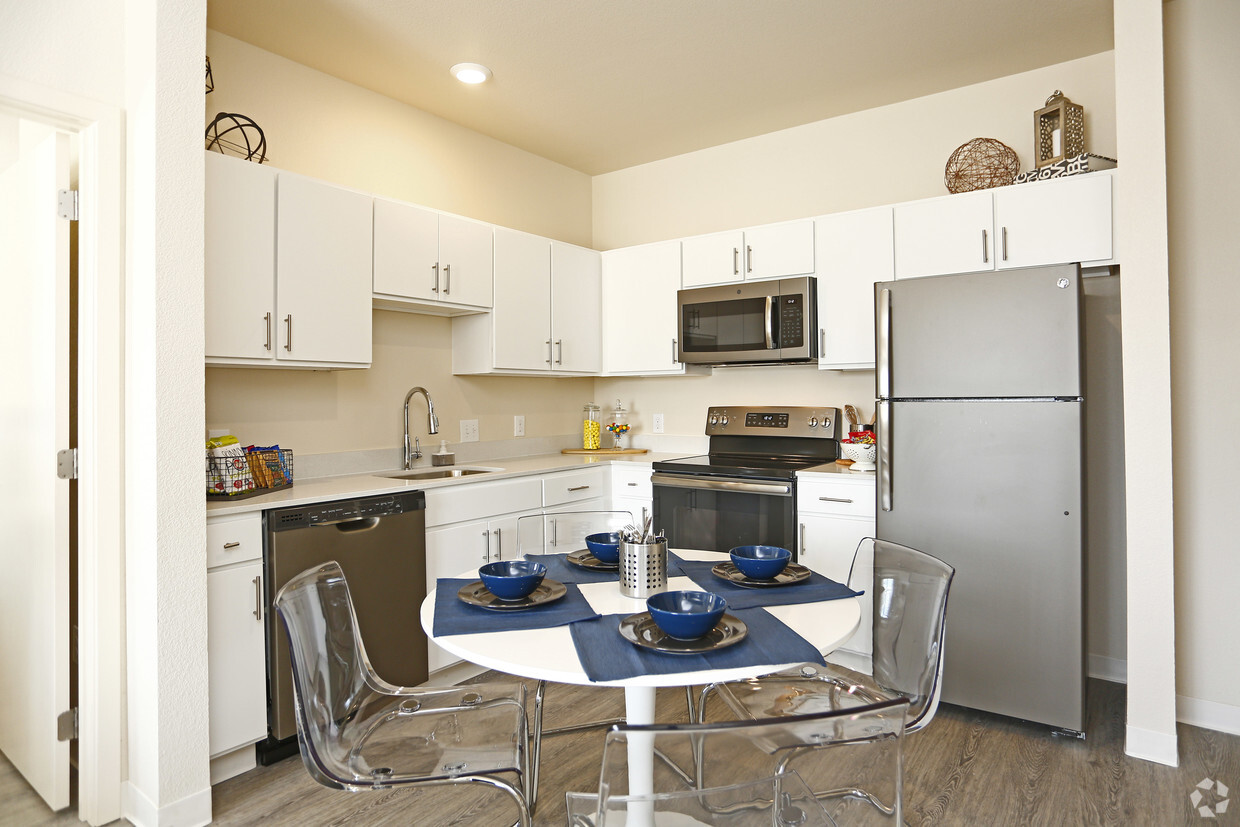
(944, 138), (1020, 193)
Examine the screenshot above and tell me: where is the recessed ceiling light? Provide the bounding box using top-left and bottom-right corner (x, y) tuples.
(450, 63), (492, 85)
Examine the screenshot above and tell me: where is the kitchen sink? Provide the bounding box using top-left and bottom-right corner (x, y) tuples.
(377, 467), (500, 481)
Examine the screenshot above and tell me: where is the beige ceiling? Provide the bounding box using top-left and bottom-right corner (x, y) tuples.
(207, 0), (1114, 176)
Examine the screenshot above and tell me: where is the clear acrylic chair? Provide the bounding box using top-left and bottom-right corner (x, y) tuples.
(273, 561), (532, 825)
(515, 509), (636, 809)
(566, 699), (909, 826)
(698, 538), (955, 738)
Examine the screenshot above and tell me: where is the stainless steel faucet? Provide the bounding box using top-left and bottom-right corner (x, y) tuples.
(402, 387), (440, 469)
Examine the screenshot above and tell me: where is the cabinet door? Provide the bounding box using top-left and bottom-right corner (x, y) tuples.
(207, 563), (267, 757)
(798, 514), (874, 656)
(486, 514), (522, 562)
(425, 519), (490, 672)
(276, 173), (373, 364)
(438, 214), (494, 308)
(893, 191), (994, 279)
(550, 242), (601, 372)
(205, 152), (276, 361)
(492, 227), (552, 370)
(815, 207), (894, 369)
(373, 198), (440, 300)
(682, 230), (745, 287)
(600, 242), (685, 374)
(994, 174), (1112, 269)
(744, 220), (814, 281)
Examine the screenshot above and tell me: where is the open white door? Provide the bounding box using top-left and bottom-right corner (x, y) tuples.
(0, 123), (71, 810)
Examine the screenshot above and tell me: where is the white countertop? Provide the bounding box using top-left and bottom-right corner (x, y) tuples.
(206, 451), (688, 516)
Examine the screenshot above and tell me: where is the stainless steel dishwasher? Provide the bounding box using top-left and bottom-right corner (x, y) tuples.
(260, 490), (427, 762)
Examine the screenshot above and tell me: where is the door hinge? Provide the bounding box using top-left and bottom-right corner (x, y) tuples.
(57, 189), (79, 221)
(57, 708), (78, 742)
(56, 448), (78, 480)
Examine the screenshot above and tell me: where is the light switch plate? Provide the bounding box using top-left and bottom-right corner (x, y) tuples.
(513, 415), (525, 437)
(652, 413), (664, 434)
(461, 419), (479, 443)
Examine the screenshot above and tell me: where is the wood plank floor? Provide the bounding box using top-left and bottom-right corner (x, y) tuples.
(3, 678), (1237, 826)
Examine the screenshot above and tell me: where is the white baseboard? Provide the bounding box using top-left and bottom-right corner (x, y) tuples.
(1089, 653), (1240, 738)
(1125, 724), (1180, 766)
(210, 745), (257, 785)
(124, 781), (212, 827)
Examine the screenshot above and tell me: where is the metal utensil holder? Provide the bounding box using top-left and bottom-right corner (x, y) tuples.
(619, 540), (668, 598)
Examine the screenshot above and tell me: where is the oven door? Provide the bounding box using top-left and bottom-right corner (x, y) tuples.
(651, 473), (796, 555)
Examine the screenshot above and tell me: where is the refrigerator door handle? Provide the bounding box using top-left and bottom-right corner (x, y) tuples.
(876, 287), (892, 399)
(878, 400), (892, 512)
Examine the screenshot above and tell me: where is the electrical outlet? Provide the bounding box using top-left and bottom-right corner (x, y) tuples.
(207, 428), (230, 440)
(461, 419), (479, 443)
(513, 415), (525, 437)
(652, 413), (665, 434)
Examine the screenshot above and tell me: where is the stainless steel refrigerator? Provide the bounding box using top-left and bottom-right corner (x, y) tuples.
(874, 263), (1085, 733)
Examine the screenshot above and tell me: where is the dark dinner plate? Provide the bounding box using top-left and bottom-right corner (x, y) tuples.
(457, 579), (567, 610)
(565, 548), (620, 571)
(618, 611), (748, 654)
(711, 561), (812, 588)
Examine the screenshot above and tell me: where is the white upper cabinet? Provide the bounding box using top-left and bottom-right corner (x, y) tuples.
(373, 198), (493, 314)
(550, 241), (602, 373)
(814, 206), (894, 370)
(681, 220), (814, 287)
(492, 227), (552, 371)
(205, 152), (372, 368)
(601, 240), (696, 375)
(894, 172), (1115, 279)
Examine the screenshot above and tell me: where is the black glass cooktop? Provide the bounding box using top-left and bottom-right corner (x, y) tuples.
(653, 453), (830, 481)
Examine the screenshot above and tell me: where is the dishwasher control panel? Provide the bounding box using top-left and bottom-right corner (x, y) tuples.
(267, 490), (425, 531)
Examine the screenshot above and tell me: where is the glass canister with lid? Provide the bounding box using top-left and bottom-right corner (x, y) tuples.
(582, 403), (601, 450)
(606, 399), (630, 449)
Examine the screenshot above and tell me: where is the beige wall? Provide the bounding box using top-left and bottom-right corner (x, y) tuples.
(1165, 0), (1240, 719)
(204, 32), (594, 454)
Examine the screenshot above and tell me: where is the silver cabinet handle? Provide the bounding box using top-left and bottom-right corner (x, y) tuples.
(551, 518), (557, 546)
(545, 340), (552, 365)
(879, 401), (892, 512)
(555, 339), (563, 365)
(252, 575), (262, 621)
(746, 245), (753, 274)
(627, 482), (638, 487)
(819, 496), (854, 504)
(799, 523), (806, 556)
(443, 263), (451, 295)
(1001, 226), (1008, 261)
(493, 527), (501, 559)
(432, 262), (440, 293)
(567, 485), (590, 492)
(482, 529), (491, 562)
(876, 288), (891, 399)
(672, 338), (678, 364)
(819, 328), (826, 358)
(732, 247), (739, 275)
(223, 541), (241, 549)
(284, 315), (293, 351)
(264, 312), (272, 351)
(982, 229), (989, 263)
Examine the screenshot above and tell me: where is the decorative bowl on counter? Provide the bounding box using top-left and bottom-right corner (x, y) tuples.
(585, 531), (622, 564)
(729, 545), (792, 579)
(479, 560), (547, 601)
(840, 441), (877, 471)
(646, 590), (727, 640)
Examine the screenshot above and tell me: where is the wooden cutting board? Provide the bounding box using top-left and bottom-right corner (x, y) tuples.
(560, 448), (649, 455)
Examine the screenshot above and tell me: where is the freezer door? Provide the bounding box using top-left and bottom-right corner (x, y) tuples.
(876, 399), (1084, 731)
(876, 264), (1082, 399)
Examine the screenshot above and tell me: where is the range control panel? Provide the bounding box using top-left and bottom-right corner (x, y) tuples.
(704, 406), (841, 438)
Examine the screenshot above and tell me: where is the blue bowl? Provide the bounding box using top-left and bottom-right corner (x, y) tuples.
(479, 560), (547, 601)
(646, 591), (728, 640)
(730, 545), (792, 580)
(585, 531), (621, 565)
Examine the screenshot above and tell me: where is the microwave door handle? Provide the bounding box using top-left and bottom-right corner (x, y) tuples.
(764, 295), (775, 350)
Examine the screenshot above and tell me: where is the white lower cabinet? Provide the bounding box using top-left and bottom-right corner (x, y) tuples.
(206, 513), (267, 783)
(797, 474), (876, 658)
(609, 463), (653, 524)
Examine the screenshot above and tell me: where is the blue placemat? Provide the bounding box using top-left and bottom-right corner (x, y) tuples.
(568, 608), (827, 683)
(433, 578), (599, 636)
(675, 559), (862, 611)
(525, 551), (690, 585)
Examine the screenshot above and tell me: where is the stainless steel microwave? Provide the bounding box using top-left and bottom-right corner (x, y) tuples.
(677, 277), (818, 365)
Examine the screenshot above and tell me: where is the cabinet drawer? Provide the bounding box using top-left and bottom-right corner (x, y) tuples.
(797, 479), (876, 518)
(206, 513), (263, 568)
(543, 467), (607, 507)
(424, 477), (542, 527)
(611, 463), (653, 498)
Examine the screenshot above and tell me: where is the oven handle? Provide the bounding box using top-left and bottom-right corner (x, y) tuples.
(651, 473), (791, 497)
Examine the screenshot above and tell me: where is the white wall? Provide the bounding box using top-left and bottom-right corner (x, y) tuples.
(1164, 0), (1240, 733)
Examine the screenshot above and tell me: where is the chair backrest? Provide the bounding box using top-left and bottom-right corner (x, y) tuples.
(596, 699), (909, 825)
(515, 509), (635, 556)
(273, 561), (392, 790)
(849, 538), (955, 733)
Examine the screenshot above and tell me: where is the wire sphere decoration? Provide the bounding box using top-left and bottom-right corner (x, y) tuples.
(944, 137), (1020, 193)
(205, 112), (268, 164)
(205, 55), (214, 95)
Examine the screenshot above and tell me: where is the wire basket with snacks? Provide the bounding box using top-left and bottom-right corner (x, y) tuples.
(206, 435), (294, 499)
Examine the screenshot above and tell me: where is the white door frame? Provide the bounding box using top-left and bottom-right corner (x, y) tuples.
(0, 74), (125, 826)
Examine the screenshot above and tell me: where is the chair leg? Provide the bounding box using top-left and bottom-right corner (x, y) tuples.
(695, 684), (716, 724)
(529, 679), (546, 812)
(684, 685), (697, 722)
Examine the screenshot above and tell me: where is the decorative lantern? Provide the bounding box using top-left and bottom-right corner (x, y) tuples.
(1035, 90), (1085, 168)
